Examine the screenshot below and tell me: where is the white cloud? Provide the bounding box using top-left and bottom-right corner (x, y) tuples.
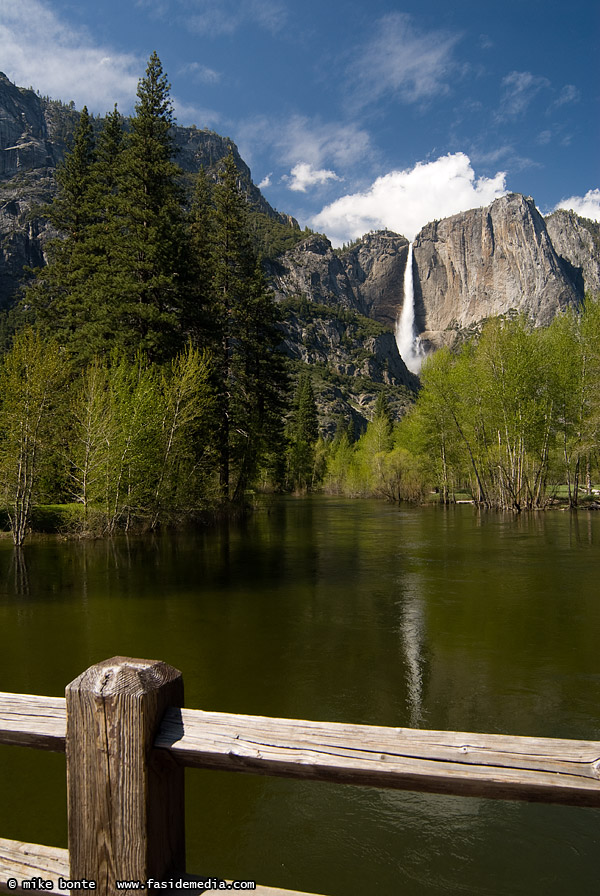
(178, 62), (221, 84)
(234, 114), (373, 181)
(186, 0), (287, 36)
(553, 84), (580, 109)
(277, 116), (374, 169)
(0, 0), (142, 113)
(172, 98), (221, 128)
(311, 152), (508, 245)
(353, 13), (461, 106)
(555, 189), (600, 221)
(284, 163), (342, 193)
(497, 71), (550, 119)
(258, 173), (272, 189)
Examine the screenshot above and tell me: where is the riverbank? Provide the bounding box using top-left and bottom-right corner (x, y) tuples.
(3, 485), (600, 541)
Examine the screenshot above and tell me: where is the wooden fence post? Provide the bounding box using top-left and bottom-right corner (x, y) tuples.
(65, 657), (185, 895)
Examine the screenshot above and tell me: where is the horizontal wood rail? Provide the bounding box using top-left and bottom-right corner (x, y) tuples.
(1, 657), (600, 896)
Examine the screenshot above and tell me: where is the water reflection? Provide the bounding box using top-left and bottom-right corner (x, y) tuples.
(7, 547), (30, 595)
(397, 576), (427, 728)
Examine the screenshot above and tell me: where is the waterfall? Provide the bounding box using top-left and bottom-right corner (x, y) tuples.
(395, 242), (424, 374)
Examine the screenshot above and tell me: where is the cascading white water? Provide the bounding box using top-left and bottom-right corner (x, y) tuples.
(395, 242), (424, 374)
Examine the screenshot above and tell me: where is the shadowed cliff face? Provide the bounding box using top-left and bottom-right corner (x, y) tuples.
(268, 230), (410, 326)
(0, 74), (61, 178)
(544, 209), (600, 297)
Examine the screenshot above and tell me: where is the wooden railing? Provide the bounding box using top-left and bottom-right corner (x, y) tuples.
(1, 656), (600, 896)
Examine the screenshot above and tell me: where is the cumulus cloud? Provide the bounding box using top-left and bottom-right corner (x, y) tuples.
(497, 71), (550, 119)
(555, 189), (600, 221)
(258, 173), (272, 189)
(0, 0), (141, 113)
(353, 13), (461, 106)
(311, 153), (507, 245)
(284, 163), (342, 193)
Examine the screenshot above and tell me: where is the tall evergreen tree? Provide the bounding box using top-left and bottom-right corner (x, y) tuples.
(111, 52), (191, 361)
(25, 106), (98, 347)
(210, 151), (286, 500)
(188, 166), (216, 346)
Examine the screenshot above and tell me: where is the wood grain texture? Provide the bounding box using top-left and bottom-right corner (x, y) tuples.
(156, 708), (600, 807)
(0, 693), (66, 750)
(0, 840), (322, 896)
(0, 838), (69, 893)
(65, 658), (185, 895)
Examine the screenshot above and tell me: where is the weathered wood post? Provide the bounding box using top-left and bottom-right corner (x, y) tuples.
(65, 657), (185, 895)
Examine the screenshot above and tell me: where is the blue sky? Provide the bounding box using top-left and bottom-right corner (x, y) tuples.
(1, 0), (598, 244)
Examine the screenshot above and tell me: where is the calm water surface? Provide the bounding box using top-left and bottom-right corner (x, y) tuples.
(0, 498), (599, 895)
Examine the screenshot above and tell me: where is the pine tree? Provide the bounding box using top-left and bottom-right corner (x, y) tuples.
(209, 151), (286, 501)
(25, 106), (98, 347)
(187, 166), (216, 347)
(111, 52), (191, 361)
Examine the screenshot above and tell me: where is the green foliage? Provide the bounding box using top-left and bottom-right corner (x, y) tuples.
(0, 329), (64, 544)
(247, 210), (307, 261)
(399, 304), (600, 509)
(321, 401), (429, 501)
(66, 347), (215, 534)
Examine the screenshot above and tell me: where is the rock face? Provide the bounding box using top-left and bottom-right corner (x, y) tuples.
(273, 196), (600, 356)
(340, 231), (409, 327)
(269, 230), (410, 326)
(278, 302), (418, 435)
(412, 194), (581, 349)
(268, 235), (365, 313)
(544, 209), (600, 297)
(0, 73), (63, 178)
(0, 175), (55, 303)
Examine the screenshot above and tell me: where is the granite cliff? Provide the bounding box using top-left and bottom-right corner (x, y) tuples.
(412, 193), (582, 349)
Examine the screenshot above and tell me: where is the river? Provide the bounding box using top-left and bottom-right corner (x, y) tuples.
(1, 497), (599, 895)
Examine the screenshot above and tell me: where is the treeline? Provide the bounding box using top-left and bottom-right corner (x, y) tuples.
(310, 303), (600, 511)
(0, 53), (293, 544)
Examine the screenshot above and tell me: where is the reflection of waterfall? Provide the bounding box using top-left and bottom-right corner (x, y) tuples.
(400, 591), (426, 727)
(395, 242), (424, 374)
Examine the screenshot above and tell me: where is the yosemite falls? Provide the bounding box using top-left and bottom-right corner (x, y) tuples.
(395, 242), (424, 374)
